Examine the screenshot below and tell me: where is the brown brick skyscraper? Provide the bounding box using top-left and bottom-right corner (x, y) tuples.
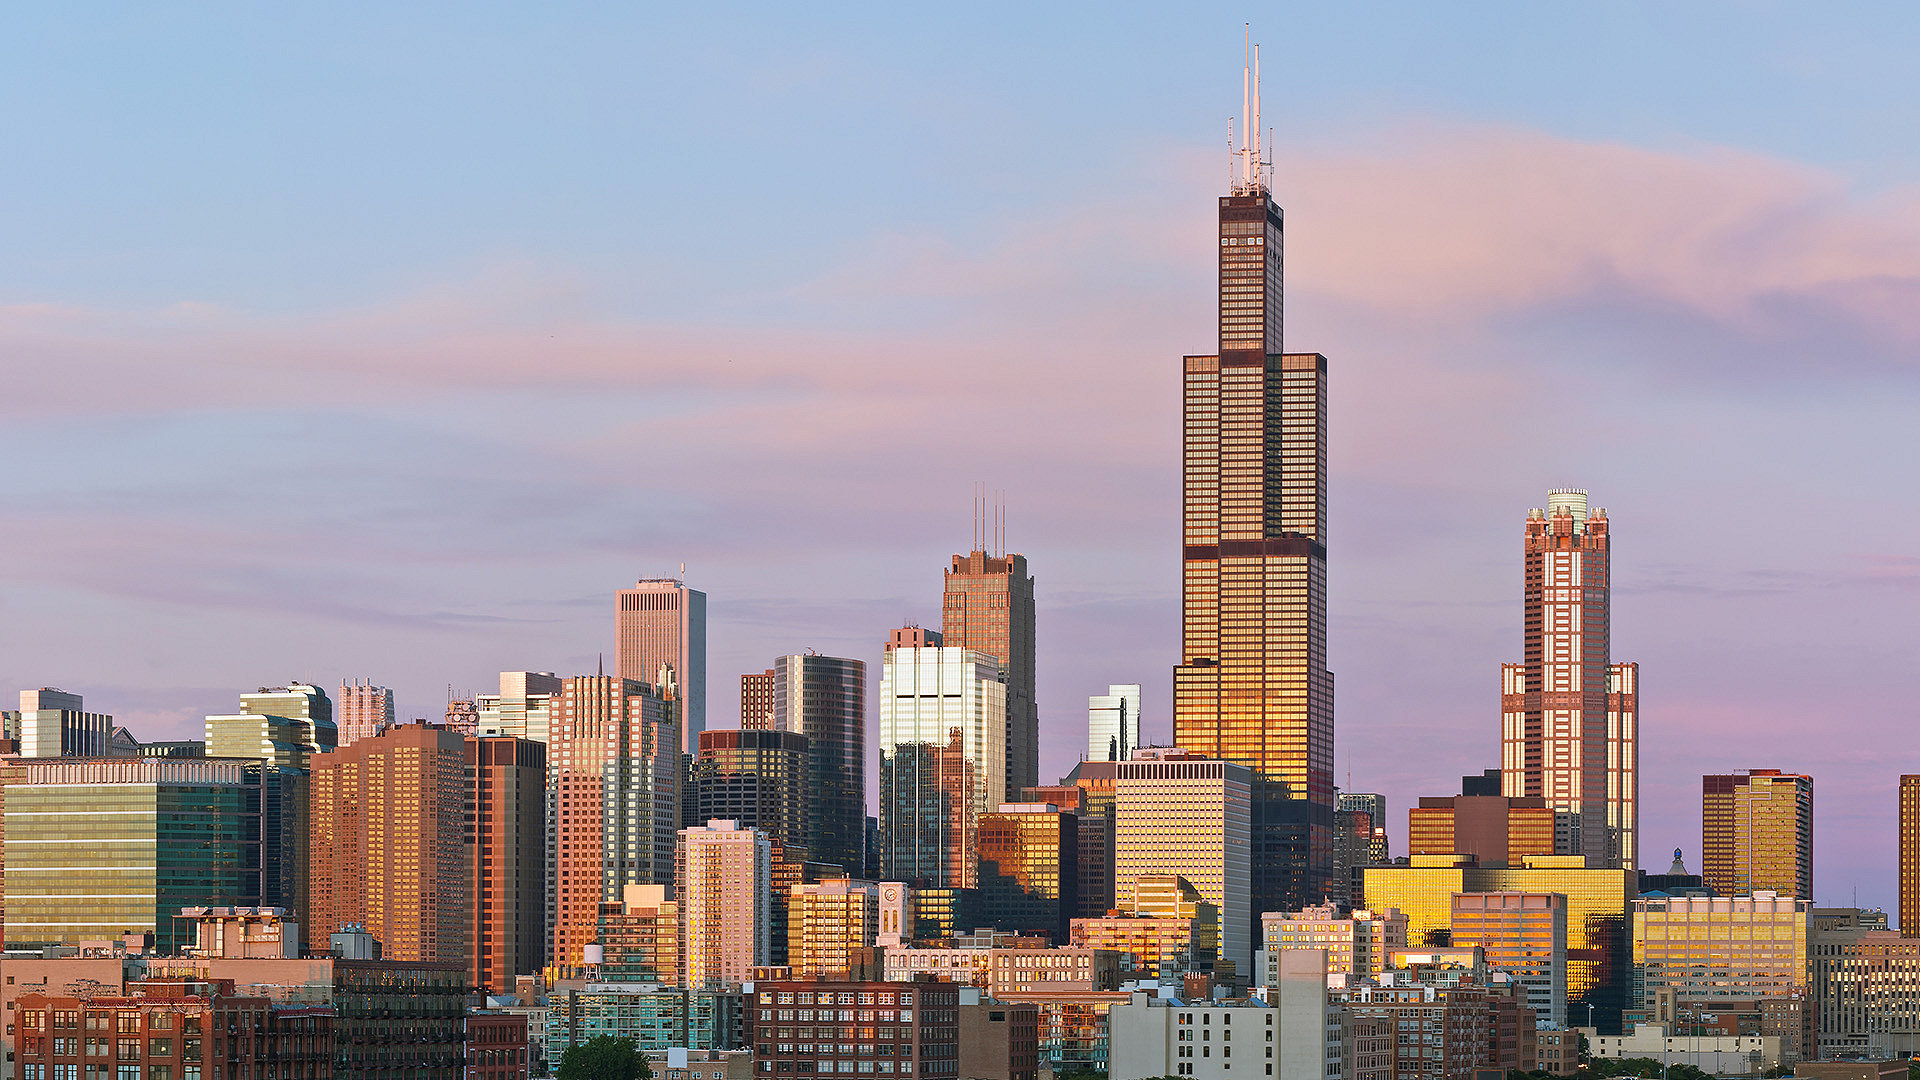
(1173, 47), (1334, 917)
(1500, 490), (1639, 869)
(467, 735), (545, 993)
(1703, 769), (1812, 899)
(943, 547), (1037, 797)
(309, 721), (469, 963)
(1903, 775), (1920, 936)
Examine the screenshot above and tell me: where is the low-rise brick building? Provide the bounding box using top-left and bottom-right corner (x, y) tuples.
(749, 979), (960, 1076)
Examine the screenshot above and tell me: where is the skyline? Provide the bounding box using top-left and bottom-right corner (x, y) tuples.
(4, 6), (1920, 915)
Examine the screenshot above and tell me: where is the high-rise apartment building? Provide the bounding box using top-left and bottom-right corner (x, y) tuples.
(943, 545), (1039, 798)
(877, 627), (1007, 887)
(468, 734), (547, 993)
(13, 688), (113, 757)
(979, 801), (1079, 944)
(307, 721), (469, 963)
(1172, 56), (1334, 916)
(1088, 684), (1140, 764)
(1703, 770), (1814, 900)
(678, 819), (771, 987)
(1452, 892), (1568, 1025)
(1408, 795), (1557, 867)
(548, 675), (681, 968)
(336, 681), (394, 745)
(615, 578), (707, 752)
(770, 653), (867, 872)
(475, 672), (562, 743)
(740, 669), (775, 730)
(1902, 775), (1920, 937)
(1500, 491), (1639, 869)
(206, 683), (338, 937)
(0, 757), (260, 951)
(594, 883), (680, 984)
(1113, 751), (1254, 973)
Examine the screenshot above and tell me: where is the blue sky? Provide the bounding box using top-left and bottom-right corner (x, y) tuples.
(4, 3), (1919, 910)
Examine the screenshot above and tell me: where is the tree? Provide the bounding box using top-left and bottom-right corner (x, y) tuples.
(555, 1036), (651, 1080)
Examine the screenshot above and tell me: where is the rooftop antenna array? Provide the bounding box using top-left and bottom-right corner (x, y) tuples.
(1231, 25), (1272, 196)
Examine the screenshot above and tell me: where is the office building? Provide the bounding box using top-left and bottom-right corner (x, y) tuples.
(14, 984), (332, 1080)
(548, 674), (681, 968)
(475, 672), (562, 743)
(1408, 795), (1556, 867)
(1452, 892), (1567, 1025)
(337, 681), (394, 745)
(1108, 954), (1341, 1080)
(594, 883), (680, 984)
(13, 688), (113, 757)
(979, 802), (1079, 943)
(1060, 761), (1119, 918)
(1360, 854), (1636, 1031)
(1171, 59), (1334, 919)
(1260, 905), (1407, 979)
(769, 653), (867, 872)
(1703, 770), (1814, 900)
(1903, 775), (1920, 937)
(748, 980), (959, 1075)
(615, 577), (707, 751)
(678, 819), (771, 987)
(1633, 893), (1808, 1038)
(308, 721), (469, 964)
(788, 878), (879, 979)
(0, 757), (260, 951)
(1073, 912), (1210, 980)
(1808, 908), (1920, 1058)
(1088, 684), (1140, 764)
(685, 728), (809, 843)
(468, 734), (547, 993)
(944, 538), (1039, 798)
(1114, 752), (1254, 973)
(877, 627), (1007, 887)
(1332, 796), (1387, 908)
(206, 683), (337, 935)
(1500, 490), (1639, 869)
(740, 669), (775, 729)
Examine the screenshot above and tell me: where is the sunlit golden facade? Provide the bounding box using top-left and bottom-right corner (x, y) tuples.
(1902, 775), (1920, 938)
(1173, 182), (1334, 916)
(1632, 894), (1808, 1009)
(1702, 770), (1813, 900)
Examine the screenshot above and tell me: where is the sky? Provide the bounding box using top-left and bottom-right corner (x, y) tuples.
(3, 4), (1919, 912)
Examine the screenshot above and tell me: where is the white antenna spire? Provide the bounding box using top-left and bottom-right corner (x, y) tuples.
(1231, 26), (1269, 195)
(1240, 25), (1252, 192)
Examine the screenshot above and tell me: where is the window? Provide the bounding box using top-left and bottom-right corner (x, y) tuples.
(116, 1017), (140, 1036)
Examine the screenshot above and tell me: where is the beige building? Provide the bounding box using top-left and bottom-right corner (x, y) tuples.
(1115, 752), (1254, 972)
(1809, 908), (1920, 1058)
(614, 578), (706, 752)
(789, 879), (878, 978)
(1261, 904), (1407, 978)
(1591, 1024), (1780, 1073)
(1452, 892), (1567, 1025)
(1634, 893), (1809, 1007)
(677, 819), (770, 986)
(335, 681), (394, 745)
(1703, 770), (1813, 900)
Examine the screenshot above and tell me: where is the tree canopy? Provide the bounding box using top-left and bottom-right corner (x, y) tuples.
(555, 1036), (652, 1080)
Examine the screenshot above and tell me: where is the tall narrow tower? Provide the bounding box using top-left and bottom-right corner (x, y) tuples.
(942, 496), (1037, 796)
(615, 577), (707, 752)
(1173, 39), (1335, 918)
(1500, 490), (1638, 868)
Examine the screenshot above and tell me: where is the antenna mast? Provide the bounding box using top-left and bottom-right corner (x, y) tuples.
(1231, 27), (1271, 195)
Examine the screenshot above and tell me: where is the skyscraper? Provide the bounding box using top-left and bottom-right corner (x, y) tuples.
(979, 801), (1078, 944)
(878, 627), (1007, 887)
(1087, 684), (1140, 763)
(1500, 490), (1640, 869)
(467, 734), (546, 993)
(615, 577), (707, 751)
(677, 819), (771, 987)
(942, 544), (1038, 797)
(336, 681), (394, 745)
(770, 653), (867, 872)
(308, 721), (470, 964)
(1172, 48), (1334, 915)
(1702, 769), (1813, 899)
(1901, 775), (1920, 937)
(740, 669), (776, 730)
(475, 671), (561, 743)
(13, 688), (112, 757)
(547, 674), (681, 968)
(1113, 750), (1254, 974)
(206, 682), (337, 939)
(685, 729), (809, 843)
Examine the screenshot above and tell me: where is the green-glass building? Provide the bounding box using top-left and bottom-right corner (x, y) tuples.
(0, 757), (261, 952)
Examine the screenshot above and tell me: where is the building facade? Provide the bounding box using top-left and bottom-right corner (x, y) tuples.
(1499, 491), (1638, 869)
(1452, 892), (1568, 1025)
(1261, 905), (1407, 979)
(1633, 893), (1809, 1013)
(336, 681), (394, 745)
(1408, 795), (1556, 867)
(748, 980), (960, 1077)
(978, 802), (1079, 944)
(789, 879), (880, 979)
(468, 735), (547, 994)
(678, 820), (771, 987)
(475, 672), (561, 744)
(943, 547), (1039, 799)
(594, 883), (680, 984)
(1088, 684), (1141, 764)
(878, 630), (1007, 888)
(1114, 754), (1253, 974)
(615, 577), (707, 752)
(1703, 770), (1814, 901)
(685, 729), (809, 845)
(740, 669), (776, 730)
(13, 688), (113, 758)
(769, 653), (867, 873)
(308, 721), (470, 964)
